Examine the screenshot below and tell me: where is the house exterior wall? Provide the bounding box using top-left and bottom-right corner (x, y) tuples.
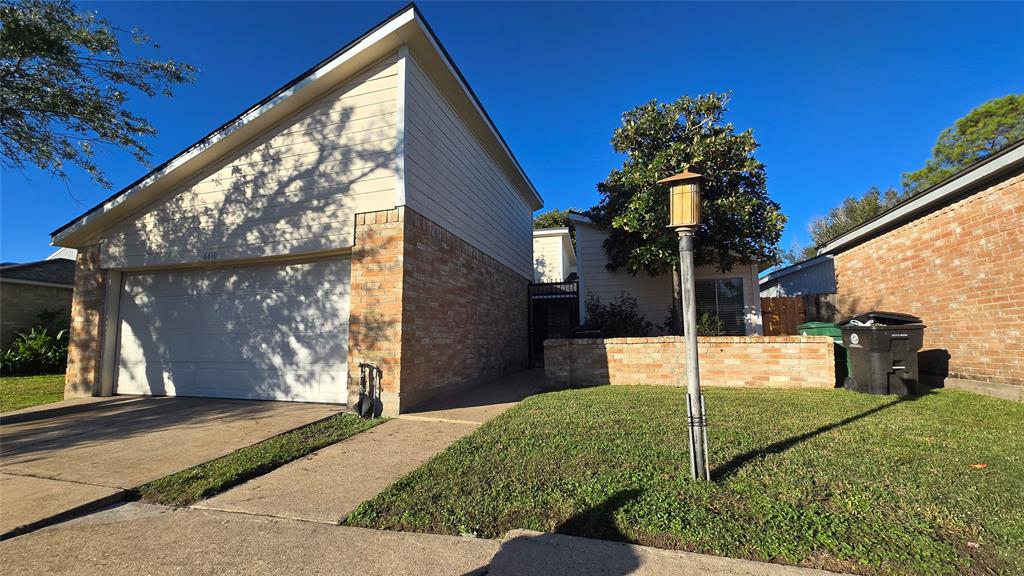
(575, 221), (673, 328)
(100, 54), (401, 269)
(533, 234), (565, 282)
(759, 258), (836, 297)
(544, 336), (834, 389)
(0, 282), (73, 348)
(400, 209), (528, 409)
(833, 169), (1024, 392)
(346, 207), (528, 415)
(403, 54), (533, 279)
(575, 221), (762, 334)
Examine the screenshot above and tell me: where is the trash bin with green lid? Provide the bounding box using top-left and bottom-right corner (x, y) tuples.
(798, 321), (848, 387)
(837, 311), (926, 396)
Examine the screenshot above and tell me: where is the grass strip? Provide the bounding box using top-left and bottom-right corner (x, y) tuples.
(137, 411), (383, 507)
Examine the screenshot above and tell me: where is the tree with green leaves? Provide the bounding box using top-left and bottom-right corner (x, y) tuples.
(590, 93), (786, 333)
(0, 0), (195, 188)
(799, 186), (906, 259)
(902, 94), (1024, 194)
(533, 208), (573, 229)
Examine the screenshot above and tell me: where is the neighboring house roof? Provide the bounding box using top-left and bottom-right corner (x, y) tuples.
(818, 138), (1024, 256)
(0, 259), (76, 287)
(46, 247), (78, 261)
(759, 254), (833, 286)
(51, 3), (542, 248)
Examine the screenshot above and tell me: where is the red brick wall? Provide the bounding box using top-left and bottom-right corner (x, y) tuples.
(399, 209), (528, 409)
(544, 336), (835, 389)
(65, 245), (106, 398)
(833, 169), (1024, 390)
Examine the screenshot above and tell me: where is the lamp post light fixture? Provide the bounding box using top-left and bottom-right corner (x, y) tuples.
(658, 170), (710, 481)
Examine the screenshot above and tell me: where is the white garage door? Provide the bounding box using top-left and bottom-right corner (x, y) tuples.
(115, 258), (350, 403)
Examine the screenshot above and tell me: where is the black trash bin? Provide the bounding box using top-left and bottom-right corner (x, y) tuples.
(838, 311), (926, 396)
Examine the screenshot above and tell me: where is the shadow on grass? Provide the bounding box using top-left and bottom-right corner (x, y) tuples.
(712, 393), (930, 482)
(556, 488), (643, 542)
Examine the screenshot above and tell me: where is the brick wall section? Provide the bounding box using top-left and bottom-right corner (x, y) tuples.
(833, 169), (1024, 389)
(399, 209), (528, 410)
(348, 206), (529, 414)
(65, 245), (106, 398)
(347, 207), (406, 412)
(544, 336), (835, 389)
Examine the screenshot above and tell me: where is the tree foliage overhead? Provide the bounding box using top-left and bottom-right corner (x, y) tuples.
(801, 186), (907, 258)
(533, 208), (573, 230)
(902, 94), (1024, 194)
(590, 93), (786, 276)
(0, 0), (195, 188)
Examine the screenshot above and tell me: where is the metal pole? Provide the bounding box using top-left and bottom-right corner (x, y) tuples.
(678, 227), (710, 481)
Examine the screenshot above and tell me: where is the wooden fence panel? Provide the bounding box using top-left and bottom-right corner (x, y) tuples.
(761, 294), (840, 335)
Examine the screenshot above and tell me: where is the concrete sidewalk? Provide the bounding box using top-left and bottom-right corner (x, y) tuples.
(488, 530), (849, 576)
(0, 503), (497, 576)
(0, 504), (853, 576)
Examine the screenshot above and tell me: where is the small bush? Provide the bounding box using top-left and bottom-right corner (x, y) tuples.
(584, 293), (653, 337)
(697, 312), (726, 336)
(0, 327), (69, 376)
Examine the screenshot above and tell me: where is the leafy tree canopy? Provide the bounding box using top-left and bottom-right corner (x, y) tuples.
(533, 208), (573, 230)
(590, 93), (786, 275)
(0, 0), (195, 188)
(902, 94), (1024, 194)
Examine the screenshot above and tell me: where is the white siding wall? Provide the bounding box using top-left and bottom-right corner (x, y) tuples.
(101, 54), (401, 268)
(403, 54), (533, 279)
(576, 221), (762, 335)
(576, 222), (673, 329)
(533, 234), (564, 282)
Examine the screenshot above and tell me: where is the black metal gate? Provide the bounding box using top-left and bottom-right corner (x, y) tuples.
(528, 281), (579, 367)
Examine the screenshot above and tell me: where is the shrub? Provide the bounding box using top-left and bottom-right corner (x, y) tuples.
(584, 293), (653, 337)
(697, 312), (726, 336)
(0, 327), (69, 376)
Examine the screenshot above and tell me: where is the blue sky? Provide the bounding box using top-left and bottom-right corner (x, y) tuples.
(2, 1), (1022, 263)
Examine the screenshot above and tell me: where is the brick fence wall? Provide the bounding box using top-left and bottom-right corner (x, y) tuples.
(544, 336), (835, 389)
(833, 169), (1023, 392)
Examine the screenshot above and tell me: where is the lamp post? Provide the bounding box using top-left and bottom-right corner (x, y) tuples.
(658, 171), (710, 481)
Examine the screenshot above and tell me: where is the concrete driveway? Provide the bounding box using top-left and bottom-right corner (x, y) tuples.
(0, 396), (338, 537)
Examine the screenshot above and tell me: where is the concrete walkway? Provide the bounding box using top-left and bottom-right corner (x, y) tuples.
(195, 418), (477, 523)
(0, 504), (851, 576)
(0, 503), (498, 576)
(488, 530), (849, 576)
(196, 369), (547, 523)
(0, 396), (337, 537)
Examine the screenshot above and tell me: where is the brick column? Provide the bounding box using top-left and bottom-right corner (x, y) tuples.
(65, 245), (106, 398)
(348, 208), (406, 415)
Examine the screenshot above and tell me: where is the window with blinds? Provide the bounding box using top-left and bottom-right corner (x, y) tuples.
(695, 278), (746, 335)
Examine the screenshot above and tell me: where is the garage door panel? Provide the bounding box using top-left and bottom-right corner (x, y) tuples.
(115, 259), (349, 403)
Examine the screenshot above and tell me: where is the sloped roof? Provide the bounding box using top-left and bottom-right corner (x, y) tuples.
(51, 3), (541, 247)
(0, 259), (76, 286)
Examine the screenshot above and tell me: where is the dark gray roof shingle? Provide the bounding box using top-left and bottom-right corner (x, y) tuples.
(0, 259), (76, 286)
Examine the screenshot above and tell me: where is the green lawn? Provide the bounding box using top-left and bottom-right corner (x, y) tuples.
(0, 374), (65, 412)
(347, 386), (1024, 576)
(137, 412), (383, 507)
